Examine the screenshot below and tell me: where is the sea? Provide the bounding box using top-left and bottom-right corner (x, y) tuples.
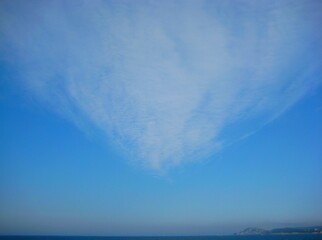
(1, 236), (322, 240)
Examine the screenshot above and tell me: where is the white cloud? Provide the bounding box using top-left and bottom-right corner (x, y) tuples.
(1, 0), (321, 170)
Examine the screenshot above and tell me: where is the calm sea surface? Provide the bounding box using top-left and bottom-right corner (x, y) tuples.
(1, 236), (322, 240)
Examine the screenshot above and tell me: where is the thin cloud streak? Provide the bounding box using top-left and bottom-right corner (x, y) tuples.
(1, 0), (321, 169)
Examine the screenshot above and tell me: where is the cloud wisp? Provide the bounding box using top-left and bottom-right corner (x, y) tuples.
(1, 0), (321, 170)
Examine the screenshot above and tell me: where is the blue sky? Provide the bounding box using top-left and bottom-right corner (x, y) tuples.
(0, 0), (322, 236)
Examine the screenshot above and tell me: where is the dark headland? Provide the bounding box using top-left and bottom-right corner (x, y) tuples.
(236, 226), (322, 235)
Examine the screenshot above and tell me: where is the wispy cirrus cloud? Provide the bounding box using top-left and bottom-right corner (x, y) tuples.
(1, 0), (321, 169)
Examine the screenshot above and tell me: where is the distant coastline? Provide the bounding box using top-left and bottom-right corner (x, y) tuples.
(236, 226), (322, 235)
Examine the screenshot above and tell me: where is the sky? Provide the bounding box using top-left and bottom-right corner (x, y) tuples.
(0, 0), (322, 236)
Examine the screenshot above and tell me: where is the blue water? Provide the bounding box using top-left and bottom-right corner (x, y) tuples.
(1, 236), (322, 240)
